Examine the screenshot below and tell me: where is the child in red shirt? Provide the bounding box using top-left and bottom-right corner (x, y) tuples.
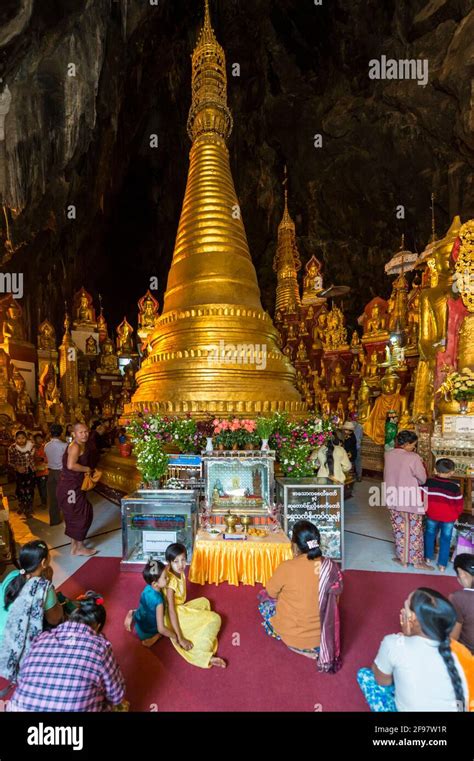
(422, 458), (463, 572)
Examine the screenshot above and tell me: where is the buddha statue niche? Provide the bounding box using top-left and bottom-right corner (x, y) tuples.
(363, 370), (407, 445)
(329, 361), (348, 392)
(312, 310), (328, 351)
(116, 317), (134, 355)
(97, 336), (121, 375)
(138, 292), (159, 333)
(12, 368), (32, 417)
(85, 335), (98, 356)
(3, 299), (25, 341)
(38, 320), (56, 351)
(73, 288), (97, 330)
(365, 303), (386, 337)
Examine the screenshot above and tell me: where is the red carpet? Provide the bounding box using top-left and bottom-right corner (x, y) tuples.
(57, 558), (461, 712)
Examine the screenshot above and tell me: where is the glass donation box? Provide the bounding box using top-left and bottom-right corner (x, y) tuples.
(203, 451), (275, 515)
(276, 478), (344, 565)
(121, 489), (199, 571)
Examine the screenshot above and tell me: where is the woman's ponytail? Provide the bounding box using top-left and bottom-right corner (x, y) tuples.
(410, 588), (465, 711)
(4, 540), (49, 609)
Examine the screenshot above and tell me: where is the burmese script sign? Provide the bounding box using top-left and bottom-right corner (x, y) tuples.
(276, 478), (344, 564)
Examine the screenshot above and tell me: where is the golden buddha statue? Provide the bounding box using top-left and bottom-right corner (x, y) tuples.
(102, 390), (116, 418)
(312, 310), (328, 350)
(312, 369), (322, 396)
(38, 320), (56, 350)
(274, 309), (283, 325)
(3, 299), (25, 341)
(398, 407), (413, 429)
(350, 354), (360, 375)
(85, 335), (98, 356)
(283, 344), (292, 359)
(97, 296), (108, 345)
(306, 305), (315, 322)
(329, 361), (348, 391)
(116, 317), (134, 355)
(336, 397), (345, 423)
(73, 288), (97, 329)
(73, 405), (86, 424)
(387, 273), (408, 332)
(77, 379), (90, 419)
(413, 216), (462, 419)
(296, 340), (308, 362)
(286, 322), (297, 343)
(325, 305), (348, 350)
(365, 350), (380, 379)
(365, 302), (387, 336)
(38, 368), (61, 423)
(88, 370), (102, 399)
(97, 336), (120, 375)
(357, 379), (371, 423)
(363, 370), (407, 445)
(298, 319), (309, 337)
(319, 388), (331, 417)
(12, 368), (32, 417)
(123, 362), (136, 392)
(116, 387), (131, 416)
(138, 291), (159, 333)
(0, 349), (15, 420)
(301, 255), (325, 305)
(351, 330), (361, 350)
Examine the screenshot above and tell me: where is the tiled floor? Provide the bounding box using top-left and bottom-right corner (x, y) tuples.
(2, 478), (457, 586)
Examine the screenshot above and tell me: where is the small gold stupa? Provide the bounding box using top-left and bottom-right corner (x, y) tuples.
(129, 1), (303, 416)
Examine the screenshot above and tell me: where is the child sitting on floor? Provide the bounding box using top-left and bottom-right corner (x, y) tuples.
(421, 458), (463, 572)
(124, 560), (176, 647)
(164, 542), (226, 669)
(451, 554), (474, 655)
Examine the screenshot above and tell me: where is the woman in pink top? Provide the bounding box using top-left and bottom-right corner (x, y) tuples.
(383, 430), (432, 571)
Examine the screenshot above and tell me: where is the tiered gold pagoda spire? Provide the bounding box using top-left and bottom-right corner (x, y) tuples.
(130, 1), (303, 416)
(273, 170), (302, 313)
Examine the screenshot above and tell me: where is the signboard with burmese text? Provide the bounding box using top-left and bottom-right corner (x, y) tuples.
(276, 478), (344, 566)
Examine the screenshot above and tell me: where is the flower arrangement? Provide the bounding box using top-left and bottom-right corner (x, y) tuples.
(134, 436), (169, 484)
(172, 417), (198, 453)
(278, 443), (315, 478)
(437, 368), (474, 402)
(212, 418), (257, 449)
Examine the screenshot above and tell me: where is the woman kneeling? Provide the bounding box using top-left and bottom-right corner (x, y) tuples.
(258, 520), (343, 672)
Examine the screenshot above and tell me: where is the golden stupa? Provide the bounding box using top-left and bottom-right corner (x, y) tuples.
(273, 171), (302, 314)
(129, 1), (303, 417)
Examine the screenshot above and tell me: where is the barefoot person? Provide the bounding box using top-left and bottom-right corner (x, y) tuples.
(57, 423), (98, 556)
(383, 430), (432, 571)
(164, 543), (226, 669)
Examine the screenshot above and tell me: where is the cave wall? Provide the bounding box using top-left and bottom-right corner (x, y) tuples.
(0, 0), (473, 340)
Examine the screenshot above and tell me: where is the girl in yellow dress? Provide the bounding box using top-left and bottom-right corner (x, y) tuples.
(164, 543), (226, 669)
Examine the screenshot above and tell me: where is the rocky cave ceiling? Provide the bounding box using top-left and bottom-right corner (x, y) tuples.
(0, 0), (473, 339)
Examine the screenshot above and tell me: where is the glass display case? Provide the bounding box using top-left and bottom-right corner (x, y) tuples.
(121, 489), (199, 571)
(203, 451), (275, 515)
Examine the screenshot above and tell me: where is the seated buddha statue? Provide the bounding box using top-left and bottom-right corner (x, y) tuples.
(3, 301), (25, 341)
(97, 337), (120, 375)
(85, 335), (98, 356)
(73, 289), (96, 329)
(102, 390), (116, 418)
(88, 370), (103, 399)
(116, 318), (134, 355)
(13, 369), (32, 417)
(306, 305), (315, 322)
(363, 370), (407, 445)
(37, 320), (56, 351)
(329, 361), (348, 391)
(319, 388), (331, 417)
(123, 362), (136, 391)
(299, 319), (309, 337)
(365, 303), (386, 336)
(286, 323), (297, 343)
(365, 351), (380, 379)
(274, 309), (283, 325)
(296, 340), (308, 362)
(350, 330), (361, 350)
(139, 293), (159, 333)
(283, 344), (292, 359)
(350, 354), (360, 375)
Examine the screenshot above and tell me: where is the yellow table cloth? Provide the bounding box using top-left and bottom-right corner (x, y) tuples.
(189, 529), (292, 587)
